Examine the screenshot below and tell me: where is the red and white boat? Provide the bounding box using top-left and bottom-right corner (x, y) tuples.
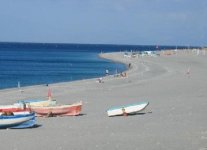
(0, 88), (56, 114)
(0, 99), (56, 114)
(31, 101), (82, 117)
(0, 103), (31, 114)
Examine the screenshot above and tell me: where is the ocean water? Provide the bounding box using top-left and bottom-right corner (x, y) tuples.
(0, 43), (180, 90)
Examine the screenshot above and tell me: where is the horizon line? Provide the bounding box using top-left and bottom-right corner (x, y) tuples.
(0, 41), (201, 48)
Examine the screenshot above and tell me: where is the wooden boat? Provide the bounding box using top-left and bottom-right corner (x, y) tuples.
(0, 101), (32, 115)
(0, 99), (56, 113)
(31, 101), (82, 117)
(0, 109), (32, 116)
(0, 100), (56, 113)
(16, 88), (56, 107)
(0, 103), (31, 113)
(0, 112), (36, 129)
(0, 87), (56, 111)
(107, 102), (149, 117)
(0, 100), (56, 115)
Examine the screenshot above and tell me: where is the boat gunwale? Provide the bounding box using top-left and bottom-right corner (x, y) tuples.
(30, 101), (82, 109)
(17, 99), (56, 103)
(0, 112), (35, 119)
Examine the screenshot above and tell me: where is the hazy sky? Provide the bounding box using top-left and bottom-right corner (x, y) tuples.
(0, 0), (206, 46)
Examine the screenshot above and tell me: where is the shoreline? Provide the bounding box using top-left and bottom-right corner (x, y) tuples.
(0, 48), (205, 92)
(0, 52), (128, 92)
(0, 50), (207, 150)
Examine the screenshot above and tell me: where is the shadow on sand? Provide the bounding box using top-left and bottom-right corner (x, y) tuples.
(0, 124), (42, 130)
(128, 111), (152, 116)
(11, 124), (42, 129)
(108, 111), (152, 117)
(78, 113), (87, 116)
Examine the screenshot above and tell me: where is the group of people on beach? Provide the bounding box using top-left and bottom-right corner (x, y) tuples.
(97, 63), (132, 83)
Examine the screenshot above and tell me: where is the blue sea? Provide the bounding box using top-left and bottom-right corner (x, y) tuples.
(0, 42), (182, 90)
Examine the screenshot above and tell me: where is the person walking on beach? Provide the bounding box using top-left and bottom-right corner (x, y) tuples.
(128, 63), (131, 69)
(186, 67), (191, 78)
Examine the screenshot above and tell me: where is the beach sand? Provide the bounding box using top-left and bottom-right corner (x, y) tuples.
(0, 51), (207, 150)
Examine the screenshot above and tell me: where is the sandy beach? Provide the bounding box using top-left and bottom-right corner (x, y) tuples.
(0, 50), (207, 150)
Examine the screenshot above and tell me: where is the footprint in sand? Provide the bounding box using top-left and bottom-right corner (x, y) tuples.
(200, 131), (207, 150)
(199, 147), (207, 150)
(201, 131), (207, 140)
(201, 136), (207, 140)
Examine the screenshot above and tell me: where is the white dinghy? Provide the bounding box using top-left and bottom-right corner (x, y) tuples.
(107, 102), (149, 117)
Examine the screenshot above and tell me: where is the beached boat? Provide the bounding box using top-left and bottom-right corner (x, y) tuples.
(0, 104), (23, 112)
(15, 88), (56, 107)
(31, 101), (82, 117)
(0, 99), (56, 113)
(0, 102), (31, 115)
(0, 110), (31, 116)
(0, 112), (36, 129)
(0, 89), (56, 112)
(107, 102), (149, 117)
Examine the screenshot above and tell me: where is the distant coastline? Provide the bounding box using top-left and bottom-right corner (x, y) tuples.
(0, 41), (198, 51)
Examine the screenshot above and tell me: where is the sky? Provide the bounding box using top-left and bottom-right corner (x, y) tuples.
(0, 0), (206, 46)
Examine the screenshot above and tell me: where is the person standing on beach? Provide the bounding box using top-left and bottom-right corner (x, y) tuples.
(128, 63), (131, 69)
(122, 108), (128, 116)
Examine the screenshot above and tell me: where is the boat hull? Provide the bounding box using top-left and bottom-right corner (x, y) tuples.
(107, 102), (149, 117)
(0, 104), (31, 114)
(31, 101), (82, 117)
(0, 112), (35, 129)
(0, 100), (56, 114)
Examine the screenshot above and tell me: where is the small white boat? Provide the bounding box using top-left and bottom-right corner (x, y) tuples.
(107, 102), (149, 117)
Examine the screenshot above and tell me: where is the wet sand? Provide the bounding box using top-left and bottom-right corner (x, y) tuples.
(0, 51), (207, 150)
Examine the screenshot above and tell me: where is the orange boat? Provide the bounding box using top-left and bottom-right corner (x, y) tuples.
(31, 101), (82, 117)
